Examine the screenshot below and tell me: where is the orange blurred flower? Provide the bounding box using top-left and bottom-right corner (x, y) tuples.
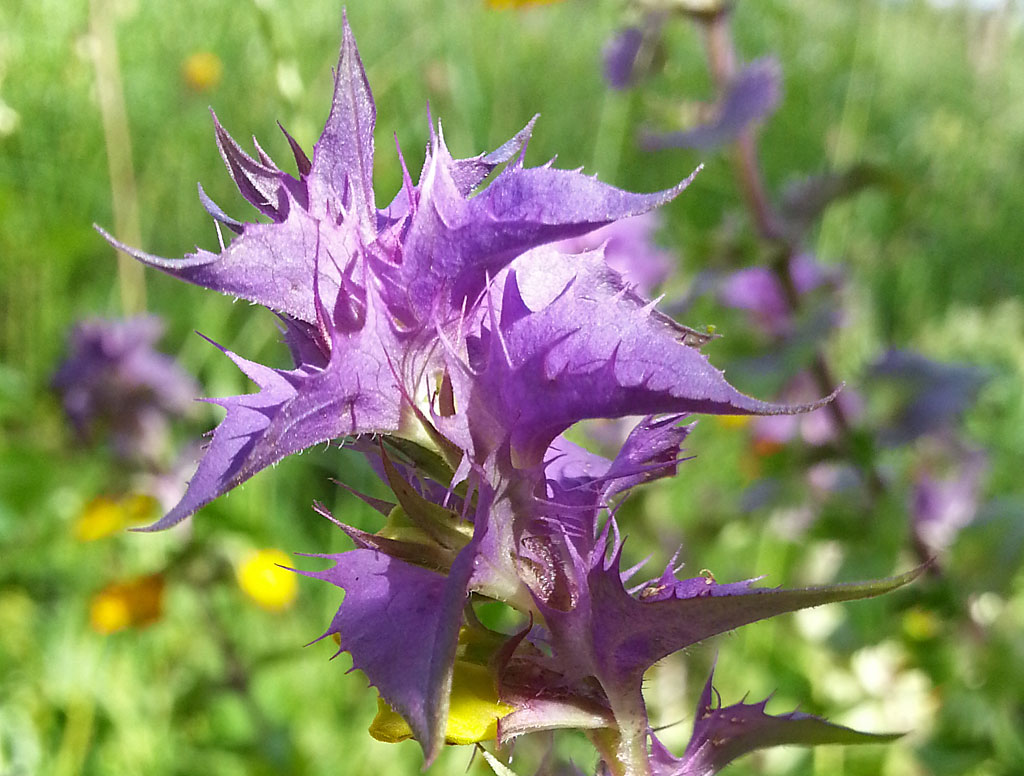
(752, 437), (786, 458)
(182, 51), (223, 92)
(89, 574), (165, 635)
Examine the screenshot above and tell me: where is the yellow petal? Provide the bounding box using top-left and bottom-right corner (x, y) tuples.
(368, 697), (414, 743)
(368, 660), (513, 746)
(444, 661), (513, 745)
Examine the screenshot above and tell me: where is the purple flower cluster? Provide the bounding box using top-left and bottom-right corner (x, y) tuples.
(101, 18), (918, 775)
(52, 316), (197, 463)
(870, 349), (990, 558)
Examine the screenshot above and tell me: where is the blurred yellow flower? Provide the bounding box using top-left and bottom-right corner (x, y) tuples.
(89, 574), (165, 635)
(236, 549), (297, 611)
(182, 51), (223, 92)
(487, 0), (565, 8)
(369, 660), (513, 745)
(715, 414), (753, 430)
(902, 607), (941, 641)
(74, 494), (158, 541)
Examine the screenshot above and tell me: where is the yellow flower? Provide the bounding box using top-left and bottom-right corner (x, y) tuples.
(714, 414), (753, 430)
(89, 574), (165, 635)
(236, 549), (298, 611)
(182, 51), (223, 92)
(369, 660), (513, 745)
(902, 607), (941, 641)
(486, 0), (565, 8)
(74, 494), (158, 541)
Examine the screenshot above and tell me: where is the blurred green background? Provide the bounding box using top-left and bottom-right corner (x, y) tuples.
(2, 0), (1023, 774)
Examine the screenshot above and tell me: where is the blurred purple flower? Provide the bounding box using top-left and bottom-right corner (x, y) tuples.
(643, 58), (781, 151)
(718, 253), (837, 338)
(604, 26), (644, 90)
(807, 461), (861, 499)
(752, 371), (862, 448)
(52, 316), (197, 462)
(870, 349), (989, 445)
(603, 13), (668, 91)
(553, 212), (675, 294)
(912, 444), (987, 556)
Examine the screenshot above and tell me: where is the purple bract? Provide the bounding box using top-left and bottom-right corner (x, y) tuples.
(98, 15), (918, 776)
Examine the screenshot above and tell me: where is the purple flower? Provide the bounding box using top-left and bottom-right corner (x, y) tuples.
(97, 15), (918, 774)
(311, 460), (918, 771)
(870, 348), (989, 445)
(52, 316), (197, 462)
(867, 350), (989, 559)
(650, 666), (899, 776)
(100, 16), (818, 532)
(911, 442), (987, 556)
(718, 253), (837, 338)
(642, 58), (782, 151)
(604, 26), (645, 90)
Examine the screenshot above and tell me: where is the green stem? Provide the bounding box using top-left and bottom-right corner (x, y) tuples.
(587, 728), (628, 776)
(604, 683), (652, 776)
(89, 0), (146, 316)
(591, 87), (632, 184)
(52, 694), (96, 776)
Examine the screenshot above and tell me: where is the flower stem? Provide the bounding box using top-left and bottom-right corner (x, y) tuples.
(605, 684), (652, 776)
(700, 8), (886, 500)
(89, 0), (146, 316)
